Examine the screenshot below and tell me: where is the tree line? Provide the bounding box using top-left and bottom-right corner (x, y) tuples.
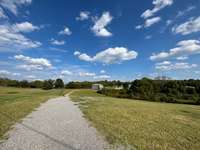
(0, 78), (64, 90)
(65, 80), (123, 89)
(1, 77), (200, 104)
(99, 78), (200, 105)
(0, 78), (124, 90)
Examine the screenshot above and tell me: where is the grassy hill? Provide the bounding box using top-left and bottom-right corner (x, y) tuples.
(70, 89), (200, 150)
(0, 87), (70, 139)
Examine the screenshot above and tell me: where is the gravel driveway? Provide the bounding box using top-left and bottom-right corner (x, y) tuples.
(0, 94), (110, 150)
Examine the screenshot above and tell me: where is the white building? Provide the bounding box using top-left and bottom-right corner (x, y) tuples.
(91, 84), (104, 90)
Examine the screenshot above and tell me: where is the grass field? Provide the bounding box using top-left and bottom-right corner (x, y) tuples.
(70, 90), (200, 150)
(0, 87), (71, 140)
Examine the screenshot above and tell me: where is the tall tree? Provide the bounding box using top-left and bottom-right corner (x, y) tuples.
(54, 78), (64, 88)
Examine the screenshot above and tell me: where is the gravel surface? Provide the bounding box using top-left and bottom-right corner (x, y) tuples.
(0, 95), (111, 150)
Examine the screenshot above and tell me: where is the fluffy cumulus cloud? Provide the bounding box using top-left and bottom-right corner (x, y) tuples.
(137, 0), (173, 29)
(0, 24), (41, 51)
(0, 70), (11, 76)
(78, 72), (96, 77)
(75, 47), (138, 64)
(74, 51), (81, 56)
(155, 61), (197, 71)
(61, 70), (73, 76)
(78, 53), (93, 62)
(172, 16), (200, 35)
(156, 61), (171, 66)
(136, 17), (161, 29)
(176, 56), (188, 60)
(0, 70), (20, 77)
(26, 75), (36, 79)
(150, 40), (200, 61)
(94, 75), (111, 79)
(12, 22), (40, 33)
(0, 0), (32, 15)
(50, 39), (65, 45)
(76, 11), (90, 21)
(91, 12), (113, 37)
(59, 27), (72, 35)
(14, 55), (52, 71)
(144, 17), (161, 27)
(141, 0), (173, 19)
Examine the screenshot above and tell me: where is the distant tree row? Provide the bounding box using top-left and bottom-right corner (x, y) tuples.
(99, 78), (200, 105)
(0, 78), (64, 90)
(0, 78), (126, 89)
(65, 80), (124, 89)
(0, 78), (124, 90)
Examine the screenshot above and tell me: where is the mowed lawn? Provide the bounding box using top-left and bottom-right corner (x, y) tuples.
(70, 90), (200, 150)
(0, 87), (71, 139)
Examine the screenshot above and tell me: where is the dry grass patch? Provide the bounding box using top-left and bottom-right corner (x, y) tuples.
(0, 87), (71, 139)
(70, 89), (200, 150)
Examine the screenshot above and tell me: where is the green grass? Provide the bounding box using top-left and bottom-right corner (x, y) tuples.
(70, 89), (200, 150)
(0, 87), (71, 139)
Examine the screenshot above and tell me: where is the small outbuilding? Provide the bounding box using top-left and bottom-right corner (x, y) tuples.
(91, 84), (104, 90)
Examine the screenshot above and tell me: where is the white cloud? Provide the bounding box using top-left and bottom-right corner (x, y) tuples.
(0, 24), (41, 51)
(91, 12), (113, 37)
(13, 73), (21, 76)
(166, 20), (172, 26)
(176, 56), (188, 60)
(94, 75), (111, 79)
(79, 72), (96, 77)
(12, 22), (40, 33)
(0, 0), (32, 15)
(0, 7), (7, 18)
(155, 62), (197, 71)
(0, 70), (10, 76)
(172, 16), (200, 35)
(150, 40), (200, 60)
(141, 0), (173, 19)
(156, 61), (171, 65)
(14, 55), (52, 71)
(74, 51), (81, 56)
(49, 47), (67, 53)
(50, 39), (65, 45)
(75, 47), (138, 64)
(144, 17), (161, 27)
(17, 64), (42, 71)
(76, 11), (90, 21)
(59, 27), (72, 35)
(100, 70), (106, 74)
(176, 6), (196, 18)
(0, 70), (21, 77)
(61, 70), (73, 76)
(26, 75), (36, 79)
(135, 25), (143, 30)
(78, 53), (93, 62)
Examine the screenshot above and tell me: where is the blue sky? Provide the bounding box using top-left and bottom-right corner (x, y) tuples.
(0, 0), (200, 82)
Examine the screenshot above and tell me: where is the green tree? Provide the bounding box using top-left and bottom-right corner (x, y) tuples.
(54, 78), (64, 88)
(43, 79), (54, 90)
